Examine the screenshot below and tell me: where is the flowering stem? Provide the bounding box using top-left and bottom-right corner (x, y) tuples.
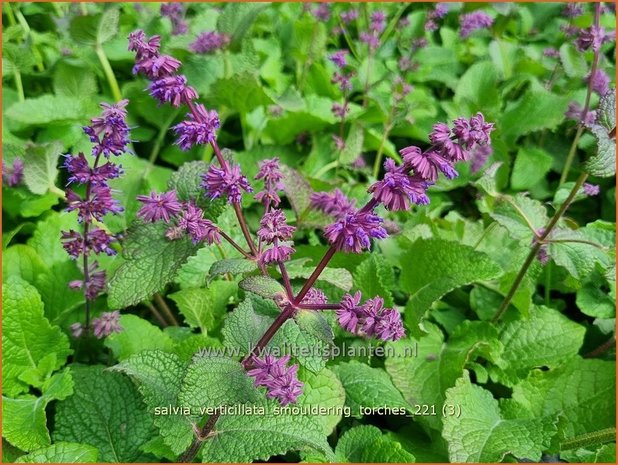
(95, 44), (122, 103)
(180, 304), (297, 463)
(278, 262), (294, 301)
(292, 246), (337, 305)
(218, 230), (252, 258)
(559, 3), (601, 185)
(232, 202), (259, 257)
(491, 172), (588, 323)
(297, 303), (341, 310)
(14, 70), (25, 102)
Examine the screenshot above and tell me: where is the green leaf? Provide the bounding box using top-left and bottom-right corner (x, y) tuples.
(107, 221), (200, 309)
(69, 9), (118, 45)
(495, 306), (585, 383)
(53, 366), (155, 462)
(285, 261), (353, 291)
(35, 261), (85, 324)
(511, 357), (616, 441)
(209, 258), (257, 277)
(199, 371), (338, 463)
(491, 193), (548, 241)
(167, 160), (226, 217)
(2, 276), (71, 397)
(443, 374), (558, 462)
(280, 165), (313, 220)
(386, 321), (502, 431)
(501, 85), (570, 145)
(15, 443), (99, 463)
(549, 229), (611, 279)
(576, 283), (616, 318)
(104, 315), (174, 360)
(179, 354), (260, 413)
(511, 147), (553, 190)
(6, 95), (97, 125)
(2, 370), (74, 452)
(22, 142), (63, 195)
(209, 72), (273, 113)
(53, 63), (97, 98)
(333, 361), (409, 416)
(217, 3), (267, 51)
(113, 351), (192, 455)
(353, 253), (395, 307)
(27, 212), (78, 267)
(335, 425), (416, 463)
(559, 43), (588, 78)
(400, 239), (502, 335)
(585, 123), (616, 178)
(169, 281), (237, 333)
(2, 245), (48, 285)
(339, 123), (365, 164)
(455, 61), (499, 110)
(295, 309), (334, 346)
(596, 89), (615, 130)
(239, 275), (286, 299)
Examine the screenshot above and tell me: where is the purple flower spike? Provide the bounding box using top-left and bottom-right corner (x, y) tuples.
(337, 291), (363, 333)
(312, 3), (331, 21)
(401, 146), (456, 182)
(2, 158), (24, 187)
(84, 100), (131, 158)
(261, 244), (295, 264)
(588, 69), (610, 96)
(310, 189), (356, 218)
(563, 3), (584, 18)
(565, 102), (597, 125)
(149, 75), (198, 107)
(258, 209), (295, 243)
(92, 310), (123, 339)
(177, 203), (221, 245)
(370, 10), (387, 33)
(202, 164), (252, 204)
(247, 355), (303, 405)
(70, 322), (84, 338)
(128, 30), (160, 60)
(137, 190), (183, 223)
(255, 158), (284, 207)
(301, 288), (328, 306)
(328, 50), (348, 69)
(173, 104), (220, 150)
(359, 31), (380, 50)
(340, 9), (359, 24)
(369, 159), (430, 210)
(331, 102), (350, 118)
(374, 308), (405, 341)
(470, 144), (493, 174)
(459, 11), (493, 38)
(324, 209), (387, 254)
(583, 183), (600, 196)
(189, 31), (230, 54)
(161, 3), (188, 36)
(133, 54), (182, 79)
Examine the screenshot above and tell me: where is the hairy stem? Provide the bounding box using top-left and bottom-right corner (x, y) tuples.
(491, 172), (588, 322)
(372, 117), (395, 178)
(278, 261), (294, 301)
(559, 3), (601, 185)
(95, 43), (122, 102)
(292, 246), (337, 305)
(145, 301), (168, 327)
(584, 335), (616, 358)
(219, 230), (252, 258)
(560, 427), (616, 451)
(14, 70), (25, 102)
(297, 303), (341, 310)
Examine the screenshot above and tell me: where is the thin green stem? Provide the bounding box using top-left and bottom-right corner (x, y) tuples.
(544, 262), (552, 306)
(313, 160), (339, 178)
(559, 3), (601, 184)
(14, 70), (25, 102)
(372, 113), (395, 178)
(147, 110), (180, 166)
(473, 222), (497, 250)
(96, 44), (122, 102)
(492, 172), (588, 323)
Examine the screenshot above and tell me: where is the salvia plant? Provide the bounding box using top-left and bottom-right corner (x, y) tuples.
(1, 2), (616, 464)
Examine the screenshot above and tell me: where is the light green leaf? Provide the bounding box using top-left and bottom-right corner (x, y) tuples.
(443, 374), (558, 462)
(491, 193), (548, 241)
(217, 3), (267, 51)
(400, 239), (502, 335)
(239, 275), (286, 299)
(22, 142), (63, 195)
(296, 367), (346, 435)
(549, 229), (611, 279)
(501, 85), (570, 145)
(339, 123), (364, 164)
(2, 370), (74, 452)
(27, 212), (78, 267)
(2, 277), (71, 397)
(209, 72), (273, 113)
(576, 283), (616, 319)
(335, 425), (416, 463)
(511, 147), (553, 190)
(15, 442), (99, 463)
(35, 261), (84, 324)
(53, 63), (97, 98)
(510, 357), (616, 441)
(113, 351), (192, 455)
(333, 361), (409, 416)
(168, 281), (236, 333)
(178, 354), (260, 413)
(585, 123), (616, 178)
(104, 315), (174, 360)
(6, 95), (97, 125)
(596, 88), (615, 130)
(386, 321), (502, 431)
(285, 260), (353, 291)
(107, 222), (200, 309)
(455, 61), (499, 110)
(495, 306), (585, 383)
(209, 258), (257, 277)
(559, 43), (588, 78)
(53, 366), (155, 462)
(294, 310), (334, 346)
(2, 245), (48, 285)
(353, 254), (395, 307)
